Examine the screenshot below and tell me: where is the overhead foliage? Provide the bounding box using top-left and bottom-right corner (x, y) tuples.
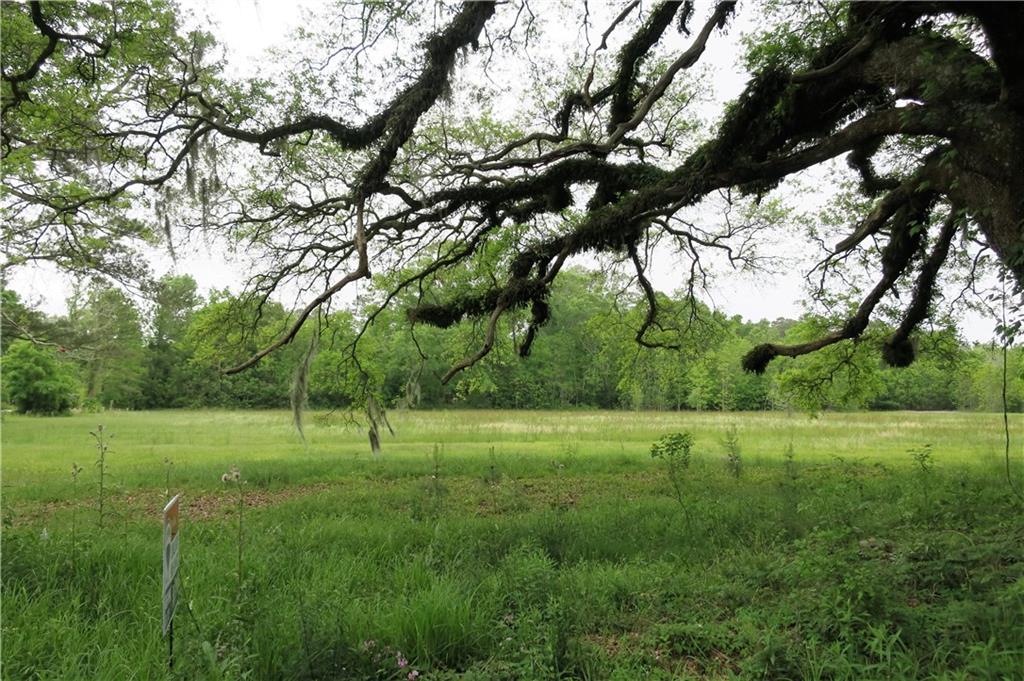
(3, 0), (1023, 405)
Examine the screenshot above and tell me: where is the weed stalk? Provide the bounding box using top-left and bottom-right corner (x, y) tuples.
(723, 425), (742, 480)
(90, 425), (110, 529)
(70, 462), (82, 565)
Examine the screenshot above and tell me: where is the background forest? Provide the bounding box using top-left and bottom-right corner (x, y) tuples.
(3, 268), (1019, 415)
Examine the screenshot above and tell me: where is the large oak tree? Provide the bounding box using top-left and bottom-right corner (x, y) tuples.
(3, 0), (1022, 398)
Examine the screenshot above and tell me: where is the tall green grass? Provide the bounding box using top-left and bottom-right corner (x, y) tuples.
(2, 409), (1016, 502)
(2, 410), (1022, 679)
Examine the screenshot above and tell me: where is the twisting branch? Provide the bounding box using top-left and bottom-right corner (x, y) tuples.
(596, 1), (641, 52)
(607, 1), (684, 130)
(883, 206), (961, 366)
(791, 28), (878, 84)
(629, 239), (680, 349)
(196, 2), (494, 161)
(581, 0), (640, 102)
(814, 148), (947, 292)
(607, 1), (735, 146)
(0, 309), (96, 357)
(430, 238), (571, 382)
(224, 202), (370, 374)
(440, 302), (508, 384)
(2, 1), (111, 111)
(743, 193), (936, 374)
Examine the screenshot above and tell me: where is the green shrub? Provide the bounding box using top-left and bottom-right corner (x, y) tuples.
(650, 431), (694, 510)
(1, 341), (81, 415)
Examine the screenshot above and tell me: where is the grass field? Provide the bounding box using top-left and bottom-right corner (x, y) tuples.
(2, 409), (1023, 680)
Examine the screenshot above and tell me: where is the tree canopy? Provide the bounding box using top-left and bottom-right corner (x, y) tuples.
(2, 0), (1022, 405)
(1, 339), (80, 414)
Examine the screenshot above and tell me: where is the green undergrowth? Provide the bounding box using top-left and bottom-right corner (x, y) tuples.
(2, 410), (1022, 679)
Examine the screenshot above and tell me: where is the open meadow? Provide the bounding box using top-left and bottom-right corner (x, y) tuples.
(2, 409), (1023, 680)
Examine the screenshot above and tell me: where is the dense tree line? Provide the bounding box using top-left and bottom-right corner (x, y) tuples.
(2, 269), (1019, 415)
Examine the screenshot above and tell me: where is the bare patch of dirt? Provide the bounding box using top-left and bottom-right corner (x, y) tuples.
(11, 483), (334, 526)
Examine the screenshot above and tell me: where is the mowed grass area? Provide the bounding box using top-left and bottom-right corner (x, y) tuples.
(2, 410), (1022, 680)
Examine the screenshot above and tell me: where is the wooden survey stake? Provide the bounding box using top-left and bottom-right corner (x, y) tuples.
(162, 494), (181, 638)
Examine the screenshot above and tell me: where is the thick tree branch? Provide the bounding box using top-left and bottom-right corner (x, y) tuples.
(883, 206), (961, 366)
(743, 192), (936, 374)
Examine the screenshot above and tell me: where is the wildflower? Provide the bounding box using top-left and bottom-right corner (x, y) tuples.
(396, 653), (408, 668)
(361, 639), (375, 650)
(407, 671), (420, 680)
(40, 528), (49, 541)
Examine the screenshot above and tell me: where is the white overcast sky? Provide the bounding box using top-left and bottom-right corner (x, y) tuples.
(8, 0), (998, 341)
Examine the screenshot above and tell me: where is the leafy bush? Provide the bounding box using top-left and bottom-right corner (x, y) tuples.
(650, 432), (694, 469)
(650, 431), (695, 510)
(1, 340), (81, 414)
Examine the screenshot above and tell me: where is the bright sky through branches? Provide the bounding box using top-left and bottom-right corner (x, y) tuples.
(7, 0), (998, 342)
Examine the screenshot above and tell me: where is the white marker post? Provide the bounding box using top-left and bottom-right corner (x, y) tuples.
(162, 494), (181, 669)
